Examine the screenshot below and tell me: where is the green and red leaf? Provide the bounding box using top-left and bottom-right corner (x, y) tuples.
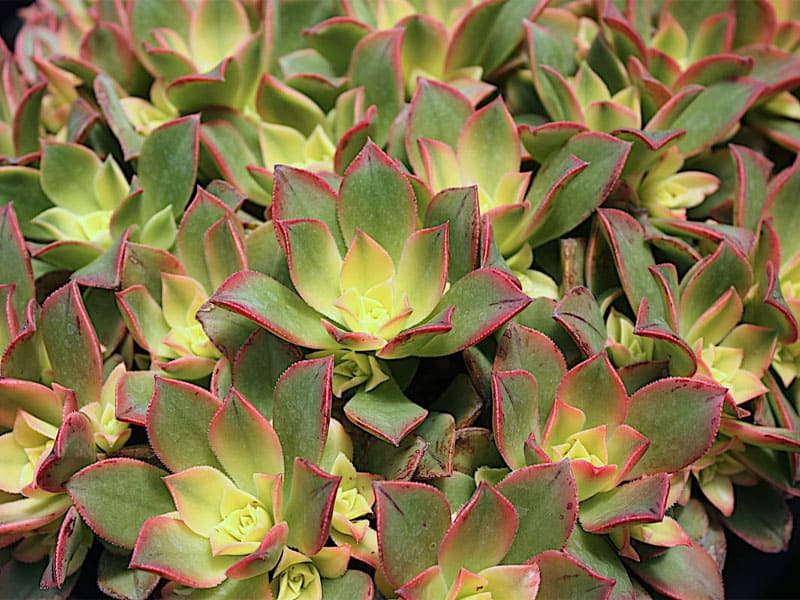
(375, 480), (451, 588)
(66, 458), (174, 549)
(439, 481), (518, 580)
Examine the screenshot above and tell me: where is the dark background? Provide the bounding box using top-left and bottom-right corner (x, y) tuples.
(0, 0), (799, 597)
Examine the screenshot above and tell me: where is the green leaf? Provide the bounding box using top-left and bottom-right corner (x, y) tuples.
(497, 462), (578, 564)
(557, 353), (628, 428)
(552, 287), (607, 358)
(457, 98), (520, 195)
(36, 412), (96, 493)
(720, 481), (792, 552)
(204, 216), (247, 290)
(678, 241), (752, 334)
(189, 0), (251, 72)
(526, 133), (631, 248)
(766, 158), (800, 262)
(0, 167), (53, 238)
(273, 357), (332, 482)
(305, 17), (370, 75)
(13, 82), (45, 157)
(564, 525), (635, 600)
(579, 475), (669, 533)
(595, 208), (667, 321)
(138, 115), (199, 219)
(147, 377), (223, 473)
(255, 74), (327, 136)
(129, 516), (236, 588)
(338, 141), (417, 262)
(209, 270), (335, 349)
(492, 369), (539, 469)
(358, 433), (427, 481)
(272, 165), (345, 254)
(424, 186), (480, 283)
(406, 79), (472, 176)
(626, 543), (723, 600)
(176, 189), (230, 290)
(40, 281), (103, 407)
(66, 458), (174, 549)
(494, 322), (567, 433)
(414, 411), (455, 479)
(533, 550), (615, 600)
(349, 29), (404, 146)
(40, 141), (102, 213)
(625, 378), (725, 478)
(199, 120), (270, 206)
(283, 458), (340, 556)
(413, 269), (530, 358)
(321, 570), (374, 599)
(651, 79), (765, 158)
(97, 550), (160, 600)
(0, 205), (35, 322)
(730, 144), (772, 232)
(374, 480), (451, 588)
(278, 219), (343, 321)
(208, 391), (283, 493)
(439, 482), (518, 581)
(230, 329), (300, 420)
(344, 377), (428, 445)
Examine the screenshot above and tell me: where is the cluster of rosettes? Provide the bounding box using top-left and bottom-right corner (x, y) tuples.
(0, 0), (799, 598)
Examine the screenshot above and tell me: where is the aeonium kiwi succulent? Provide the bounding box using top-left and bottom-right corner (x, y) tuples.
(0, 0), (799, 598)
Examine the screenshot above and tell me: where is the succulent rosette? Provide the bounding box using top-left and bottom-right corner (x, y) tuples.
(210, 141), (530, 443)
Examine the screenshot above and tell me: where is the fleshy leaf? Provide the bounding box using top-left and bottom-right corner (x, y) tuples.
(338, 141), (417, 262)
(553, 287), (607, 359)
(374, 480), (451, 588)
(272, 165), (345, 253)
(209, 270), (336, 349)
(40, 281), (103, 407)
(344, 378), (427, 445)
(720, 481), (791, 553)
(494, 322), (567, 433)
(97, 550), (160, 600)
(147, 377), (223, 473)
(138, 115), (199, 219)
(36, 411), (96, 493)
(66, 458), (174, 549)
(394, 224), (448, 328)
(439, 481), (518, 581)
(130, 516), (236, 588)
(278, 219), (343, 321)
(647, 79), (765, 157)
(532, 550), (615, 600)
(405, 79), (472, 176)
(579, 475), (669, 533)
(556, 352), (629, 429)
(208, 390), (283, 493)
(525, 132), (631, 248)
(626, 543), (723, 600)
(273, 357), (332, 482)
(349, 29), (404, 145)
(497, 462), (578, 564)
(40, 141), (103, 213)
(231, 329), (301, 420)
(410, 269), (530, 357)
(424, 186), (480, 283)
(457, 98), (520, 195)
(492, 369), (539, 470)
(0, 205), (34, 322)
(625, 378), (725, 478)
(283, 458), (340, 556)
